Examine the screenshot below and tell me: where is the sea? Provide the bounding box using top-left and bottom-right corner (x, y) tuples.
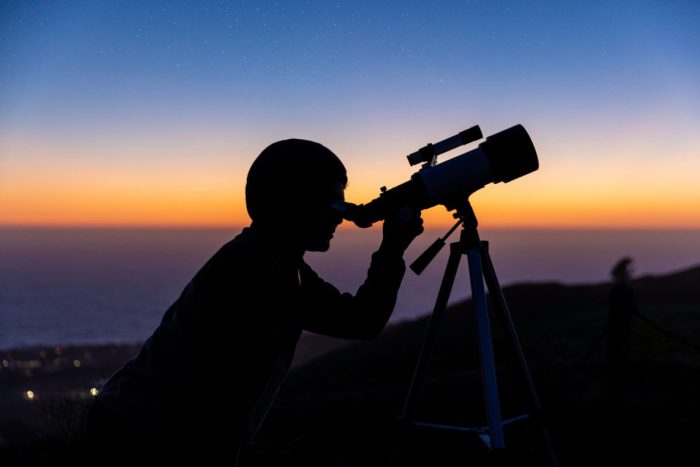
(1, 226), (699, 350)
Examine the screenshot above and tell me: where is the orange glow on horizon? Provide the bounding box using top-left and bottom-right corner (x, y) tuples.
(0, 154), (249, 227)
(2, 142), (699, 229)
(3, 188), (699, 229)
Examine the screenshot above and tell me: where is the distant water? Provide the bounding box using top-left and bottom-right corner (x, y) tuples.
(1, 226), (699, 350)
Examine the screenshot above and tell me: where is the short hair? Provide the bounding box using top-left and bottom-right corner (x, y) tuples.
(245, 139), (347, 225)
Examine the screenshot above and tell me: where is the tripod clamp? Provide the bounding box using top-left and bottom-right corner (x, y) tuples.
(410, 200), (479, 275)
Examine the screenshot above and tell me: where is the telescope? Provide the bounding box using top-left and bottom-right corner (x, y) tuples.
(339, 124), (538, 228)
(383, 126), (557, 463)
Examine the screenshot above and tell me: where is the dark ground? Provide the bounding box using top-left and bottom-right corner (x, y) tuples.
(3, 265), (700, 466)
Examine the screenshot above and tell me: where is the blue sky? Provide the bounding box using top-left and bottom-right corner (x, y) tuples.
(1, 1), (699, 227)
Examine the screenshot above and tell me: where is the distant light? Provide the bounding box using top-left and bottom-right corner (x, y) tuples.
(1, 360), (8, 368)
(25, 390), (35, 400)
(73, 359), (81, 368)
(90, 387), (99, 397)
(54, 346), (63, 355)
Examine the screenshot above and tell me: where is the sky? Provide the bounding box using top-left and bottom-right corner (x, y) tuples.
(1, 0), (699, 228)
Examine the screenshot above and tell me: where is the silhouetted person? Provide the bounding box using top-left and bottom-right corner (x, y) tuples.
(86, 139), (423, 465)
(604, 257), (635, 408)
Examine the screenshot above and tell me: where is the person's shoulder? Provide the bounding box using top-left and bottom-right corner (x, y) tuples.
(187, 229), (263, 303)
(218, 227), (255, 256)
(199, 228), (270, 278)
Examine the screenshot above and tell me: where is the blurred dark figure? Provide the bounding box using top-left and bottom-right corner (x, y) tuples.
(601, 257), (636, 464)
(86, 139), (423, 465)
(604, 256), (636, 407)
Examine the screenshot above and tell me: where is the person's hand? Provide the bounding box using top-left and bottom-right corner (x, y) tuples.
(378, 207), (424, 257)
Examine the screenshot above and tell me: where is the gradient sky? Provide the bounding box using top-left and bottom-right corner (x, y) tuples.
(1, 1), (699, 228)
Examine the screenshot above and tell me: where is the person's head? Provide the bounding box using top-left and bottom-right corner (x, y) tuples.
(246, 139), (347, 252)
(611, 257), (633, 284)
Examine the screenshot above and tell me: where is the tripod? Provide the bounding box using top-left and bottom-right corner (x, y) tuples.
(394, 201), (558, 466)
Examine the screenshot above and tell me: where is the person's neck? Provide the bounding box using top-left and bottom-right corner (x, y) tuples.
(249, 223), (304, 266)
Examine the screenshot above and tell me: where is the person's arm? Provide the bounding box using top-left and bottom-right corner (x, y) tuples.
(300, 210), (423, 340)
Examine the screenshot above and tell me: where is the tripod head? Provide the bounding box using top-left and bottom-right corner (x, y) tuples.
(410, 200), (481, 275)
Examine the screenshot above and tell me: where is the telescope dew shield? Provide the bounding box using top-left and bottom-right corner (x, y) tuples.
(480, 124), (538, 183)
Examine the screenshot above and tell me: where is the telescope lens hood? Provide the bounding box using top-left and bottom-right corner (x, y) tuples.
(480, 124), (538, 183)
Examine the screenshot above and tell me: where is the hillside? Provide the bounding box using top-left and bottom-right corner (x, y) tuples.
(251, 265), (700, 466)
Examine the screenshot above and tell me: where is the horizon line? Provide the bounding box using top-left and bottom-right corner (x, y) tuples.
(2, 223), (700, 231)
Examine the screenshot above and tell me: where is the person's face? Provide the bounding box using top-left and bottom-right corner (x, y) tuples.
(301, 181), (345, 252)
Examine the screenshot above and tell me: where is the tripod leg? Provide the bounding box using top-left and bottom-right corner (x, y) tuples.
(480, 242), (559, 467)
(467, 246), (506, 449)
(401, 242), (463, 423)
(391, 242), (463, 466)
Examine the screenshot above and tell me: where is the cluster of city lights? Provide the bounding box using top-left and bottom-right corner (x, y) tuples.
(2, 345), (134, 405)
(24, 387), (100, 401)
(1, 349), (88, 372)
